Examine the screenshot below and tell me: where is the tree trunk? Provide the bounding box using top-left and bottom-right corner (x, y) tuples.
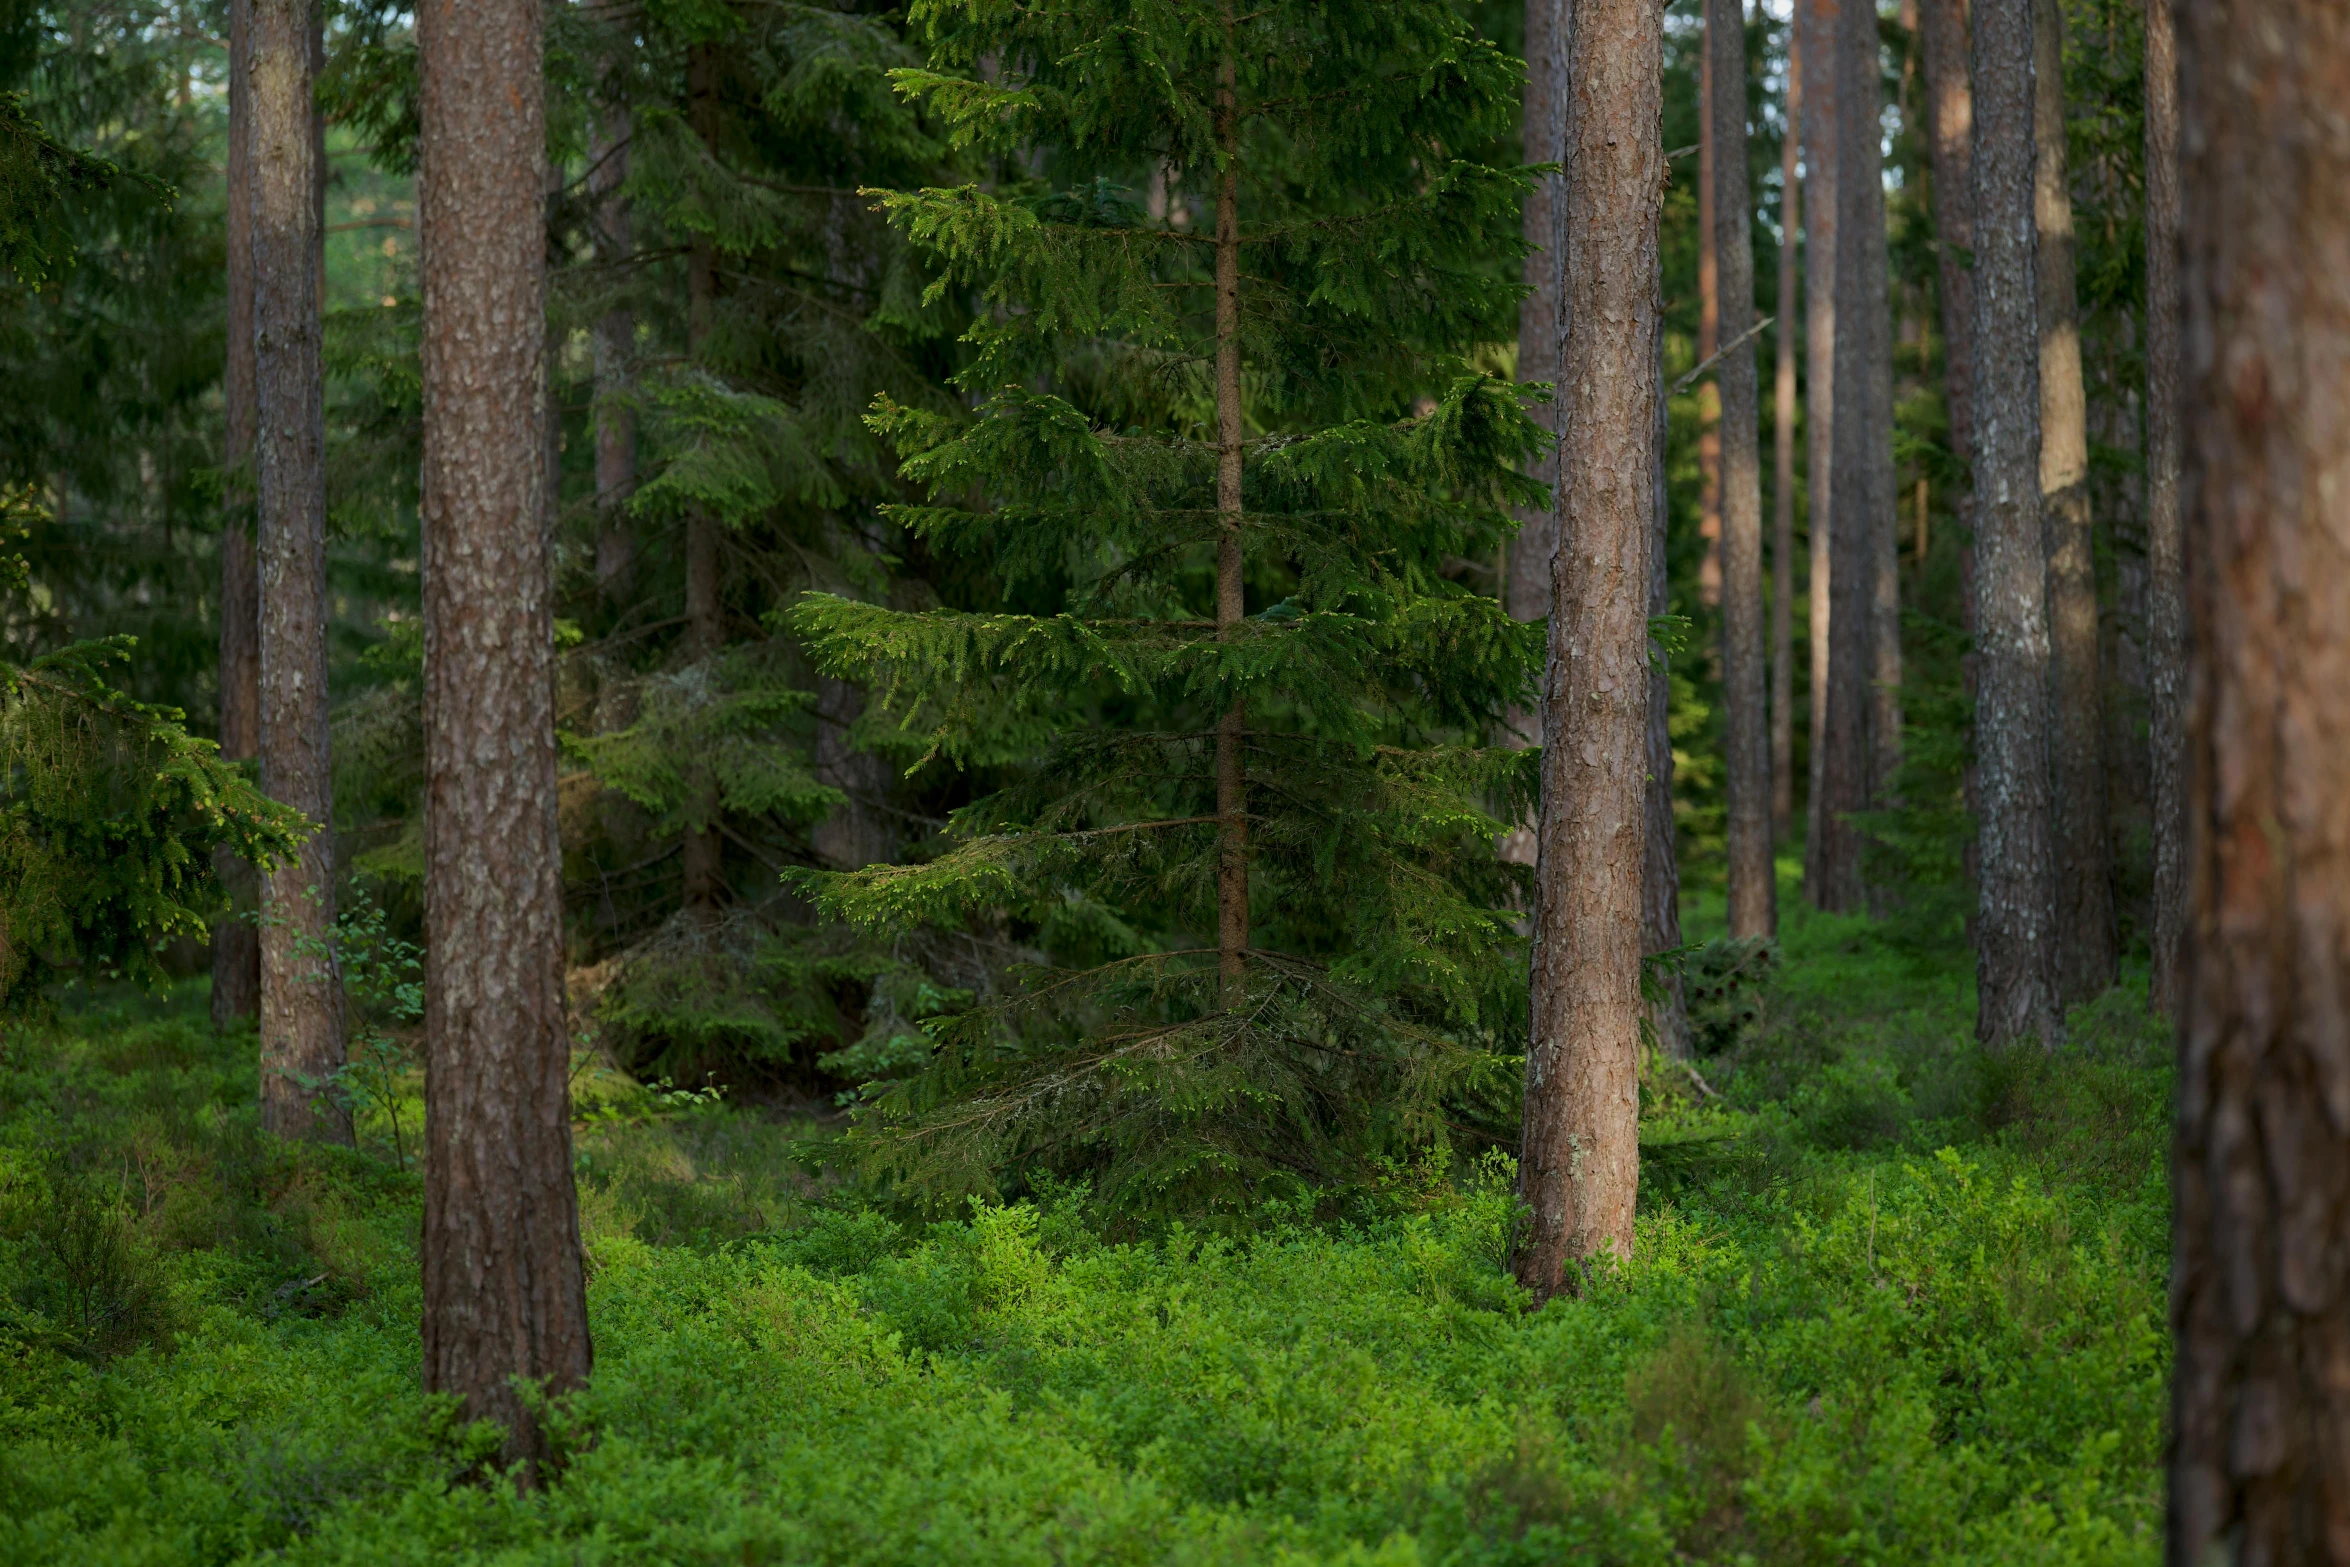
(251, 0), (348, 1141)
(2168, 0), (2350, 1548)
(1214, 6), (1249, 996)
(1853, 0), (1903, 823)
(2141, 0), (2183, 1017)
(1647, 324), (1692, 1062)
(812, 678), (897, 871)
(213, 0), (261, 1030)
(1714, 0), (1774, 938)
(1799, 0), (1838, 904)
(1518, 0), (1659, 1299)
(1501, 0), (1565, 869)
(680, 43), (724, 920)
(1771, 29), (1800, 847)
(417, 0), (592, 1479)
(1696, 28), (1724, 612)
(590, 102), (635, 607)
(1968, 0), (2058, 1047)
(2033, 0), (2113, 1004)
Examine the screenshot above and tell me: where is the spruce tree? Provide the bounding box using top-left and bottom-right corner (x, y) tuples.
(793, 0), (1544, 1215)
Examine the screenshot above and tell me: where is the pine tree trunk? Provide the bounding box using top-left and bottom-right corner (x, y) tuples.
(1501, 0), (1564, 870)
(2033, 0), (2112, 1004)
(251, 0), (347, 1141)
(1852, 2), (1902, 823)
(1799, 0), (1838, 904)
(213, 0), (261, 1030)
(2141, 0), (2184, 1017)
(1969, 0), (2058, 1047)
(590, 103), (635, 607)
(1214, 8), (1249, 995)
(1771, 32), (1800, 847)
(2168, 0), (2350, 1545)
(1696, 32), (1724, 611)
(681, 43), (724, 920)
(416, 0), (591, 1478)
(1518, 0), (1659, 1298)
(1714, 0), (1773, 939)
(1647, 326), (1693, 1061)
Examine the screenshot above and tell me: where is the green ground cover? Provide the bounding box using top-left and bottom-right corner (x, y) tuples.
(0, 884), (2169, 1565)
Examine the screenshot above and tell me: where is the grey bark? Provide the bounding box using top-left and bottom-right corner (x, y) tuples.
(1771, 29), (1800, 845)
(1714, 0), (1774, 938)
(213, 0), (261, 1030)
(1799, 0), (1838, 903)
(2033, 0), (2113, 1004)
(251, 0), (348, 1140)
(417, 0), (592, 1476)
(2168, 0), (2350, 1550)
(1518, 0), (1659, 1299)
(2141, 0), (2183, 1016)
(1968, 0), (2058, 1047)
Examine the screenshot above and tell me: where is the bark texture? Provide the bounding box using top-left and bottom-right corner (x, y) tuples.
(1771, 34), (1800, 846)
(2168, 1), (2350, 1551)
(1518, 0), (1658, 1299)
(1647, 324), (1692, 1062)
(2033, 0), (2113, 1004)
(1969, 0), (2058, 1047)
(590, 103), (636, 607)
(251, 0), (347, 1140)
(1798, 0), (1838, 903)
(1713, 0), (1773, 938)
(2141, 0), (2184, 1017)
(213, 0), (261, 1030)
(417, 0), (592, 1475)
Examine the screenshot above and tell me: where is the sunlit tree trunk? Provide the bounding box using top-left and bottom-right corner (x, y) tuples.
(213, 0), (261, 1030)
(1697, 24), (1724, 611)
(2169, 0), (2350, 1549)
(2141, 0), (2184, 1016)
(1799, 0), (1838, 904)
(1519, 0), (1660, 1299)
(417, 0), (592, 1478)
(251, 0), (347, 1140)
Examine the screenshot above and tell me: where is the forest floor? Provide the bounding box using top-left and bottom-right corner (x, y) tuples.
(0, 875), (2169, 1566)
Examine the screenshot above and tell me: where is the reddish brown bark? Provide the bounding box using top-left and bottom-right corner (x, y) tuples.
(1771, 33), (1800, 846)
(1799, 0), (1838, 903)
(251, 0), (347, 1140)
(1213, 6), (1249, 995)
(1518, 0), (1658, 1298)
(417, 0), (592, 1476)
(213, 0), (261, 1030)
(2168, 0), (2350, 1550)
(2141, 0), (2184, 1017)
(1969, 0), (2058, 1047)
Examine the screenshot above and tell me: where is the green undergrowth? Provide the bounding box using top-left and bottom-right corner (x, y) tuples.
(0, 892), (2169, 1565)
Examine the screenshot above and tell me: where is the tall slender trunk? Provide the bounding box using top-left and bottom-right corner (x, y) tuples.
(1799, 0), (1838, 903)
(1647, 324), (1692, 1060)
(2141, 0), (2183, 1015)
(680, 43), (724, 920)
(1969, 0), (2057, 1047)
(1214, 9), (1249, 996)
(2170, 0), (2350, 1542)
(1714, 0), (1773, 938)
(1501, 0), (1565, 870)
(1518, 0), (1659, 1298)
(590, 103), (635, 606)
(416, 0), (591, 1478)
(213, 0), (261, 1029)
(2033, 0), (2112, 1003)
(1696, 30), (1724, 611)
(1771, 30), (1800, 846)
(251, 0), (348, 1141)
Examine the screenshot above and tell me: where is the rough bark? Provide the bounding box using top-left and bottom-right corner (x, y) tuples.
(416, 0), (592, 1478)
(1696, 28), (1724, 611)
(1968, 0), (2058, 1047)
(2033, 0), (2113, 1004)
(1854, 0), (1902, 821)
(1714, 0), (1773, 939)
(1213, 9), (1249, 995)
(1771, 31), (1800, 846)
(1647, 325), (1693, 1062)
(680, 43), (724, 920)
(1517, 0), (1658, 1298)
(2168, 0), (2350, 1550)
(212, 0), (261, 1030)
(2141, 0), (2183, 1017)
(590, 103), (636, 607)
(1799, 0), (1838, 903)
(251, 0), (348, 1141)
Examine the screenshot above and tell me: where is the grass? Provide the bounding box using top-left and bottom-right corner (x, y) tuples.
(0, 894), (2171, 1565)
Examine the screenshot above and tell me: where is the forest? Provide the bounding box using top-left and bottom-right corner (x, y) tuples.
(0, 0), (2337, 1560)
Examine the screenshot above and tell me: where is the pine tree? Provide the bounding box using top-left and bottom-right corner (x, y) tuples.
(792, 0), (1543, 1217)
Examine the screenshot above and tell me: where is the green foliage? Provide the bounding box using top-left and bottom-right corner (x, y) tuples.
(792, 0), (1544, 1218)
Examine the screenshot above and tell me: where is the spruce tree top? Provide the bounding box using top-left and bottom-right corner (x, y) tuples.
(793, 0), (1548, 1217)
